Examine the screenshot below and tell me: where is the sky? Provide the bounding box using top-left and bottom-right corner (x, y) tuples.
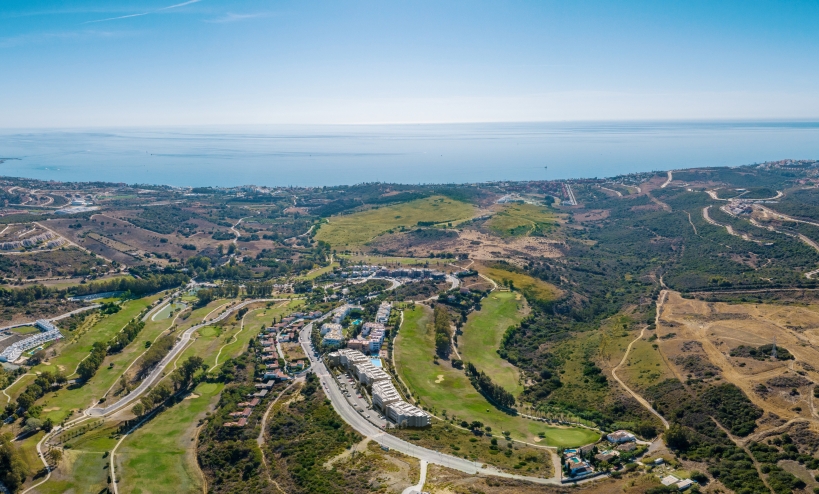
(2, 0), (819, 127)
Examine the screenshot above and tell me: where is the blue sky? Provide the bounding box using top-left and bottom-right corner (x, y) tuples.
(2, 0), (819, 127)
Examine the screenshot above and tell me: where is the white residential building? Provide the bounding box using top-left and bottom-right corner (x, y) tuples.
(376, 302), (392, 324)
(386, 400), (430, 427)
(606, 430), (636, 444)
(332, 304), (356, 324)
(322, 328), (344, 347)
(355, 362), (392, 387)
(320, 323), (343, 336)
(0, 320), (62, 362)
(334, 348), (369, 369)
(372, 381), (401, 412)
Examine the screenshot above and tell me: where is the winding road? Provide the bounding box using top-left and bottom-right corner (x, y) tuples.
(297, 317), (597, 486)
(86, 298), (282, 417)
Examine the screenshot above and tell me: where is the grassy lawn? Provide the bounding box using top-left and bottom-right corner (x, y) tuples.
(33, 296), (157, 378)
(17, 431), (44, 479)
(395, 305), (598, 448)
(151, 302), (186, 321)
(458, 291), (526, 395)
(485, 203), (559, 237)
(11, 325), (40, 335)
(479, 266), (561, 302)
(303, 262), (338, 280)
(32, 423), (120, 494)
(172, 299), (302, 373)
(116, 381), (224, 494)
(314, 196), (476, 249)
(618, 334), (677, 393)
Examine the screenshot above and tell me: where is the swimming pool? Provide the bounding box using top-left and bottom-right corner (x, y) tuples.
(370, 358), (382, 367)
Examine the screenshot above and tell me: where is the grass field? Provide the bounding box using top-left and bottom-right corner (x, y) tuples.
(114, 300), (303, 493)
(116, 381), (224, 494)
(458, 291), (526, 395)
(33, 296), (161, 423)
(479, 266), (561, 303)
(617, 335), (676, 393)
(32, 424), (119, 494)
(485, 203), (558, 237)
(11, 325), (40, 335)
(315, 196), (476, 249)
(395, 305), (598, 448)
(303, 261), (338, 279)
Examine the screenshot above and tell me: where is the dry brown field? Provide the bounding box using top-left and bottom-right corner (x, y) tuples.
(657, 291), (819, 424)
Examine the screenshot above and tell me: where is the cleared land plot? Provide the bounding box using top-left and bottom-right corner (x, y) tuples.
(315, 196), (476, 249)
(395, 305), (598, 448)
(485, 203), (558, 237)
(0, 247), (109, 279)
(658, 291), (819, 422)
(458, 291), (526, 395)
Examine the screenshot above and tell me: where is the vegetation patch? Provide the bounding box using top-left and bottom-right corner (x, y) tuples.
(485, 203), (558, 237)
(458, 291), (525, 394)
(394, 305), (597, 447)
(730, 344), (794, 361)
(314, 196), (475, 249)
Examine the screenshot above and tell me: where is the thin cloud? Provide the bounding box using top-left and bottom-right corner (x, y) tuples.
(84, 0), (201, 24)
(0, 30), (126, 49)
(205, 12), (272, 23)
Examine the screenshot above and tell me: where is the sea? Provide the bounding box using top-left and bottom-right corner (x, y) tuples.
(0, 121), (818, 187)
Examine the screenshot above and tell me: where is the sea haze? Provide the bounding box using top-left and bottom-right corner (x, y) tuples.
(0, 121), (818, 187)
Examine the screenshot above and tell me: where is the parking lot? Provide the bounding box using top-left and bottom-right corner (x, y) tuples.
(327, 371), (389, 429)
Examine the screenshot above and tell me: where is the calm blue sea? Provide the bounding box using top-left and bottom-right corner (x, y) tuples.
(0, 121), (818, 187)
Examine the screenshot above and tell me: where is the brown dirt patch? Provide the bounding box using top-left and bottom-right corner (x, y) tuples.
(658, 291), (819, 425)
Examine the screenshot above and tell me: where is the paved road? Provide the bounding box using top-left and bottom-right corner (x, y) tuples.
(402, 460), (427, 494)
(86, 298), (281, 417)
(297, 318), (571, 485)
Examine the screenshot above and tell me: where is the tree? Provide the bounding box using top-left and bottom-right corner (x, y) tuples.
(664, 424), (689, 450)
(22, 418), (43, 435)
(0, 433), (27, 492)
(42, 418), (54, 432)
(46, 448), (63, 466)
(196, 288), (214, 307)
(131, 402), (144, 417)
(29, 349), (47, 365)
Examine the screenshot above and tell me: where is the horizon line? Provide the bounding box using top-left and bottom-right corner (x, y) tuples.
(2, 117), (819, 131)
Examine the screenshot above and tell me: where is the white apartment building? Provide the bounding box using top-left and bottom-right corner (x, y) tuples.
(387, 401), (431, 428)
(372, 381), (401, 412)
